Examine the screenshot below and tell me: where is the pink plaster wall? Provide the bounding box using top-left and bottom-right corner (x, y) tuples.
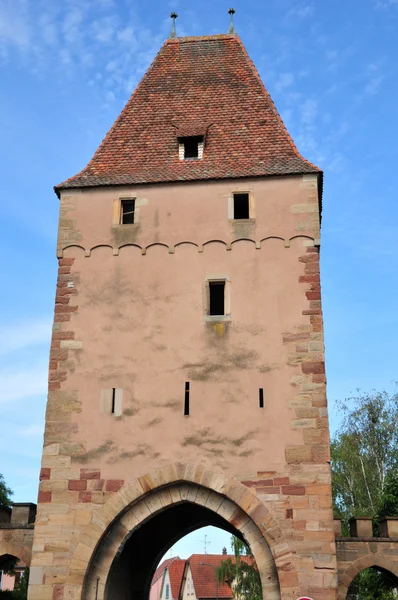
(149, 574), (163, 600)
(57, 174), (321, 481)
(0, 571), (15, 591)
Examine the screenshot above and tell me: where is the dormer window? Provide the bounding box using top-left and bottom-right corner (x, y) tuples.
(179, 136), (204, 161)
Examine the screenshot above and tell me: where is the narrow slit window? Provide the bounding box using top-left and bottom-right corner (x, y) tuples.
(111, 388), (116, 414)
(259, 388), (264, 408)
(184, 382), (190, 416)
(121, 199), (135, 224)
(233, 193), (250, 219)
(209, 281), (225, 316)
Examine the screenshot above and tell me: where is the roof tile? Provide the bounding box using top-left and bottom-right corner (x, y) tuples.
(189, 554), (252, 599)
(56, 34), (320, 193)
(168, 559), (186, 599)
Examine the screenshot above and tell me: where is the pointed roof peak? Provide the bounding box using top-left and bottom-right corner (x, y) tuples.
(169, 12), (178, 39)
(228, 8), (236, 34)
(56, 34), (320, 194)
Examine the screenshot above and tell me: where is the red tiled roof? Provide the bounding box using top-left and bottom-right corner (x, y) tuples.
(168, 558), (186, 599)
(189, 554), (252, 599)
(152, 557), (179, 585)
(56, 34), (320, 193)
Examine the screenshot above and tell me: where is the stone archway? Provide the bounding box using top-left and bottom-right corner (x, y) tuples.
(337, 554), (398, 600)
(0, 539), (30, 565)
(65, 464), (298, 600)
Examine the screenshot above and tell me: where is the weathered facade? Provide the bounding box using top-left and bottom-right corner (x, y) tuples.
(21, 27), (398, 600)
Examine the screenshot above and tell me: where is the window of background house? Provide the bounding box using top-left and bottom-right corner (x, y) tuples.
(165, 584), (170, 599)
(209, 281), (225, 316)
(233, 192), (250, 219)
(181, 136), (204, 159)
(121, 199), (136, 224)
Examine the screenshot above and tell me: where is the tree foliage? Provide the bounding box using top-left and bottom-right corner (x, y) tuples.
(331, 389), (398, 526)
(0, 474), (13, 509)
(216, 536), (262, 600)
(0, 567), (29, 599)
(331, 389), (398, 598)
(347, 567), (397, 600)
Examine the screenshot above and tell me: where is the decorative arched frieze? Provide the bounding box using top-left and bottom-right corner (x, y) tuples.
(59, 244), (86, 258)
(230, 238), (256, 245)
(57, 237), (316, 257)
(145, 243), (170, 252)
(259, 236), (285, 247)
(90, 244), (114, 254)
(174, 241), (199, 249)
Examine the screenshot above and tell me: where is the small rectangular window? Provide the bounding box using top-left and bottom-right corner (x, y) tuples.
(100, 389), (123, 416)
(209, 281), (225, 316)
(259, 388), (264, 408)
(233, 193), (249, 219)
(121, 199), (135, 224)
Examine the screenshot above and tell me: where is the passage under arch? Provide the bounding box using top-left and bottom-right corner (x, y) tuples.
(81, 482), (281, 600)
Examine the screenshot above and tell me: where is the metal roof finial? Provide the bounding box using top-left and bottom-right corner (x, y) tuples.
(228, 8), (236, 34)
(169, 12), (178, 39)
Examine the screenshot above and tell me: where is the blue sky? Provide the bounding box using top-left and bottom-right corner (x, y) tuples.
(1, 0), (397, 558)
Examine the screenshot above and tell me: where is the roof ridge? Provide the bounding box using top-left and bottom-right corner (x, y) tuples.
(166, 34), (237, 43)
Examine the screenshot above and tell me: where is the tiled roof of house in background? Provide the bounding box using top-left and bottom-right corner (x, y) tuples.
(188, 554), (251, 599)
(56, 34), (320, 194)
(152, 557), (180, 585)
(168, 559), (186, 599)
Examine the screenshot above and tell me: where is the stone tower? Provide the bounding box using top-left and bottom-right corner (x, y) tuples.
(29, 31), (336, 600)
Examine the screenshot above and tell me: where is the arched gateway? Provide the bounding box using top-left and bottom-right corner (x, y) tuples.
(79, 471), (286, 600)
(29, 15), (337, 600)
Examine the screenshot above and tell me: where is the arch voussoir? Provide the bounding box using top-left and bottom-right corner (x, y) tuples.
(70, 463), (298, 600)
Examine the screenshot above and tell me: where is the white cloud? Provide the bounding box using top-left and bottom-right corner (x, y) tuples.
(117, 26), (135, 44)
(0, 0), (166, 102)
(300, 99), (318, 124)
(275, 72), (295, 93)
(287, 4), (315, 18)
(0, 318), (52, 356)
(362, 62), (386, 96)
(0, 363), (48, 404)
(0, 0), (31, 50)
(91, 15), (119, 44)
(375, 0), (398, 7)
(63, 7), (84, 45)
(364, 75), (384, 95)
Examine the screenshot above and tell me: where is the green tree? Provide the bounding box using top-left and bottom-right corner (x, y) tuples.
(0, 474), (13, 509)
(331, 389), (398, 526)
(378, 470), (398, 519)
(331, 389), (398, 598)
(347, 567), (396, 600)
(216, 536), (262, 600)
(12, 567), (29, 600)
(0, 567), (29, 599)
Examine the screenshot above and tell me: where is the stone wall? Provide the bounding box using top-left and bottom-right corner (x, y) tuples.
(28, 173), (339, 600)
